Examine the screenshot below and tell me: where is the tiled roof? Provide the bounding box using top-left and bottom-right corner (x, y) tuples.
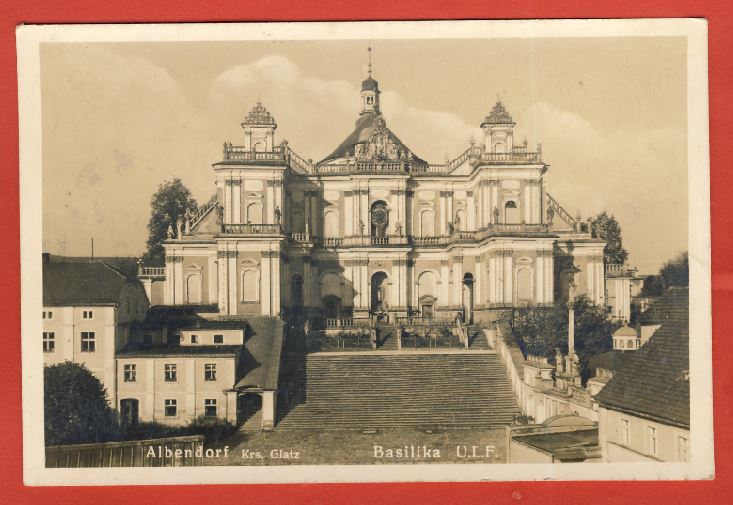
(43, 260), (137, 306)
(588, 350), (630, 373)
(594, 288), (689, 428)
(638, 288), (688, 325)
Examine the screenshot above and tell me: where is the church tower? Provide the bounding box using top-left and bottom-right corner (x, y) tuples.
(481, 99), (515, 153)
(360, 47), (380, 114)
(241, 101), (277, 152)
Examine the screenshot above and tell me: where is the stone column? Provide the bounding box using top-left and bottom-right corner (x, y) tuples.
(545, 252), (554, 303)
(503, 251), (513, 305)
(475, 255), (482, 306)
(232, 179), (242, 224)
(303, 260), (312, 307)
(208, 253), (217, 304)
(534, 252), (545, 304)
(227, 251), (237, 315)
(440, 259), (450, 308)
(310, 191), (319, 236)
(164, 256), (173, 305)
(447, 191), (454, 229)
(490, 181), (499, 223)
(345, 191), (354, 236)
(266, 180), (275, 224)
(260, 252), (271, 316)
(389, 189), (399, 235)
(439, 191), (447, 235)
(523, 181), (532, 223)
(398, 189), (406, 234)
(174, 256), (184, 305)
(467, 191), (476, 230)
(304, 191), (311, 234)
(217, 250), (228, 315)
(270, 250), (281, 316)
(274, 180), (283, 227)
(488, 254), (496, 304)
(452, 255), (463, 307)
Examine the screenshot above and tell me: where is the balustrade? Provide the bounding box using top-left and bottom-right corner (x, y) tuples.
(221, 223), (283, 234)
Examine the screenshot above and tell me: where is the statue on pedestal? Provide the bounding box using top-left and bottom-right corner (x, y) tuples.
(493, 206), (500, 224)
(554, 347), (565, 374)
(547, 206), (554, 225)
(184, 217), (191, 235)
(274, 206), (281, 225)
(166, 224), (174, 239)
(176, 219), (182, 239)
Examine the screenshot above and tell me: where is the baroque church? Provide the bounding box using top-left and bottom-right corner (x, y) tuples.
(149, 65), (607, 325)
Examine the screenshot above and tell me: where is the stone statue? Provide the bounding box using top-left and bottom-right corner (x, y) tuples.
(395, 221), (403, 236)
(305, 218), (311, 235)
(166, 224), (174, 239)
(568, 282), (576, 304)
(274, 206), (281, 225)
(547, 207), (554, 225)
(447, 220), (454, 235)
(493, 206), (500, 224)
(216, 205), (224, 224)
(569, 353), (580, 377)
(185, 217), (191, 235)
(587, 217), (594, 237)
(359, 219), (365, 235)
(176, 219), (182, 239)
(574, 215), (582, 232)
(555, 348), (565, 374)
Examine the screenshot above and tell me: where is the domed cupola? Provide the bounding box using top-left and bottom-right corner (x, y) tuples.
(360, 47), (381, 114)
(241, 101), (277, 152)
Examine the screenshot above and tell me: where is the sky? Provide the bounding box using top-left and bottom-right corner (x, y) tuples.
(40, 37), (688, 273)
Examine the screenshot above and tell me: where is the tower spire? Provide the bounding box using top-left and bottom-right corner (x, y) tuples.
(367, 46), (372, 78)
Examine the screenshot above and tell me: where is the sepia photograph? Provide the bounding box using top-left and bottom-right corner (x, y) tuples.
(17, 19), (712, 485)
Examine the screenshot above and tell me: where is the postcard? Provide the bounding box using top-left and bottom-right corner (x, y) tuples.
(17, 18), (712, 485)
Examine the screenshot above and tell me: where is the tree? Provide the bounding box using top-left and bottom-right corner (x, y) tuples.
(512, 295), (619, 382)
(44, 362), (117, 445)
(143, 178), (198, 265)
(592, 211), (629, 265)
(660, 251), (689, 288)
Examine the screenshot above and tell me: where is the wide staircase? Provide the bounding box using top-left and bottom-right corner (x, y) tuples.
(375, 323), (398, 350)
(277, 351), (519, 430)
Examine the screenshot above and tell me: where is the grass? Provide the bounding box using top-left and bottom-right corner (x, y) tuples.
(203, 427), (507, 466)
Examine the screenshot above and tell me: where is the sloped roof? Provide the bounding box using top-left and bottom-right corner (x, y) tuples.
(588, 350), (630, 373)
(319, 112), (426, 165)
(234, 317), (285, 391)
(43, 260), (138, 306)
(594, 288), (689, 428)
(638, 287), (688, 325)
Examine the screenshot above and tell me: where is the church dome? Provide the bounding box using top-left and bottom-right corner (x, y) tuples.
(613, 324), (638, 337)
(319, 112), (426, 166)
(242, 101), (276, 126)
(361, 76), (380, 92)
(481, 99), (515, 127)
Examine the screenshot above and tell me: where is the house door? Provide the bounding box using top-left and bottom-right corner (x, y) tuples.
(120, 399), (139, 425)
(421, 303), (434, 318)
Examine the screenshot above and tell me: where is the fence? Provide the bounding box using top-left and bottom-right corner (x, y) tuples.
(45, 435), (204, 468)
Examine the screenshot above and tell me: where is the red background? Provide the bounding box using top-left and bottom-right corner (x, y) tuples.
(1, 1), (731, 504)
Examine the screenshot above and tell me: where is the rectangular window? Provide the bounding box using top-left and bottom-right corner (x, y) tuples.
(164, 364), (177, 382)
(42, 311), (53, 319)
(647, 426), (658, 455)
(204, 364), (217, 381)
(204, 399), (217, 417)
(123, 364), (136, 382)
(678, 436), (689, 461)
(620, 419), (630, 446)
(213, 334), (224, 344)
(81, 331), (96, 352)
(82, 310), (94, 319)
(191, 334), (198, 344)
(43, 332), (55, 353)
(164, 399), (177, 417)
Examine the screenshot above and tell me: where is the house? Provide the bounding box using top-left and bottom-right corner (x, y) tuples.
(594, 288), (690, 462)
(42, 256), (150, 397)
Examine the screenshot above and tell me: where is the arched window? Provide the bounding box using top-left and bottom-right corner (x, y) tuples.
(417, 271), (439, 300)
(504, 200), (520, 224)
(246, 202), (263, 224)
(370, 201), (389, 238)
(242, 269), (260, 302)
(420, 210), (435, 237)
(324, 210), (339, 238)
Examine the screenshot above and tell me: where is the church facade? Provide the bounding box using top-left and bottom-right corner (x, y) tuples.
(153, 71), (606, 324)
